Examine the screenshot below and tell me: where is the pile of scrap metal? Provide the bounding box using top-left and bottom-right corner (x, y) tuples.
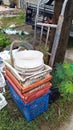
(25, 0), (54, 26)
(25, 0), (73, 37)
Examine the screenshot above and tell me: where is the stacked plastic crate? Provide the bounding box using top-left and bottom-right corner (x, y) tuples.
(4, 50), (52, 121)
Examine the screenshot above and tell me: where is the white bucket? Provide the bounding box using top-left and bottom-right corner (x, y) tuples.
(13, 50), (44, 75)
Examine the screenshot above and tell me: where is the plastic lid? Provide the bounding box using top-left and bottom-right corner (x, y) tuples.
(14, 50), (43, 60)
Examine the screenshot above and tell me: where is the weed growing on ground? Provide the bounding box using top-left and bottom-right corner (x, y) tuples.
(52, 63), (73, 101)
(0, 32), (11, 51)
(1, 11), (25, 28)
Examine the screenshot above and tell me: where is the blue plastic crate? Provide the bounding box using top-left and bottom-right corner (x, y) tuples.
(6, 80), (50, 121)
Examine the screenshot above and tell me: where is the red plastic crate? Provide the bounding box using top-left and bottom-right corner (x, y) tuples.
(5, 67), (52, 93)
(5, 74), (52, 103)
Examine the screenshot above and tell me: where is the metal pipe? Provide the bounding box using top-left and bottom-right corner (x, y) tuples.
(37, 23), (57, 47)
(39, 25), (44, 45)
(61, 0), (68, 16)
(45, 26), (50, 47)
(37, 22), (57, 28)
(49, 0), (69, 67)
(33, 0), (42, 48)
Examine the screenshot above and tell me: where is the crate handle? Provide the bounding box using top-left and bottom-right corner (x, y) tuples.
(10, 40), (21, 67)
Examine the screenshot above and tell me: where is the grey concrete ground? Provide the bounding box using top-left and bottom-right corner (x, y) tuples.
(58, 114), (73, 130)
(65, 48), (73, 63)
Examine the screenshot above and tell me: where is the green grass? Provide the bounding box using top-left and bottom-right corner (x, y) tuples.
(0, 32), (11, 51)
(1, 11), (25, 28)
(0, 89), (73, 130)
(0, 11), (26, 50)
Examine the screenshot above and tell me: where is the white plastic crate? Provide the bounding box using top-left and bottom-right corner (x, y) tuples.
(0, 72), (6, 94)
(4, 61), (52, 83)
(0, 93), (7, 110)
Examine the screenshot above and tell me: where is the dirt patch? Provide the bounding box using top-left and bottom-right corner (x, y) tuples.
(58, 114), (73, 130)
(40, 125), (50, 130)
